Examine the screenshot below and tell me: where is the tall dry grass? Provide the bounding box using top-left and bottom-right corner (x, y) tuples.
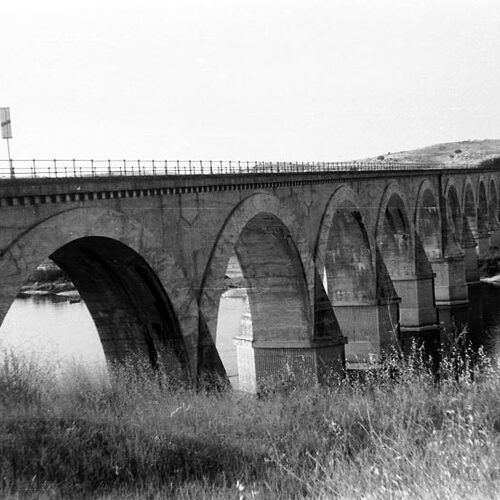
(0, 341), (499, 499)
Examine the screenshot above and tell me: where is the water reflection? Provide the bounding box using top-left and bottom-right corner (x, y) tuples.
(0, 295), (106, 379)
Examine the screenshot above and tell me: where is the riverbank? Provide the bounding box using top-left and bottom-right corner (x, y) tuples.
(17, 261), (81, 302)
(0, 348), (499, 499)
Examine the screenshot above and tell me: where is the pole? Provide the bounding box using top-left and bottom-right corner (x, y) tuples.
(6, 138), (13, 178)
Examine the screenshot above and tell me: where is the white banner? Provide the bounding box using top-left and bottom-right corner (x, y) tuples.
(0, 107), (12, 139)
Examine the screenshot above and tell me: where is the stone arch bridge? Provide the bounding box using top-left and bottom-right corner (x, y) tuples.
(1, 159), (499, 391)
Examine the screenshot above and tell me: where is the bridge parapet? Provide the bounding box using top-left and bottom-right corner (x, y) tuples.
(0, 158), (443, 179)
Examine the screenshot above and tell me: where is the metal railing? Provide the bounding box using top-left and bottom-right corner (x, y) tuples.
(0, 158), (444, 179)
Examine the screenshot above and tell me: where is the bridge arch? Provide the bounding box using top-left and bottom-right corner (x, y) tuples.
(462, 178), (478, 241)
(376, 182), (414, 276)
(315, 185), (375, 302)
(200, 192), (315, 391)
(0, 207), (198, 379)
(415, 180), (442, 260)
(477, 178), (489, 237)
(444, 180), (463, 246)
(489, 177), (499, 229)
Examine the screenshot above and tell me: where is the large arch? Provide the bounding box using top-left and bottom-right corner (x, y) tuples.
(0, 207), (199, 379)
(200, 192), (342, 392)
(200, 193), (314, 342)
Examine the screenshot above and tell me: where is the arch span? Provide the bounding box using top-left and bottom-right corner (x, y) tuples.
(489, 177), (499, 230)
(444, 181), (463, 248)
(376, 183), (414, 277)
(478, 179), (489, 237)
(200, 193), (342, 392)
(200, 193), (314, 340)
(463, 179), (477, 242)
(0, 207), (198, 379)
(415, 180), (442, 261)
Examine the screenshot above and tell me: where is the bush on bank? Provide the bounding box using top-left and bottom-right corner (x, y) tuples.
(0, 344), (499, 499)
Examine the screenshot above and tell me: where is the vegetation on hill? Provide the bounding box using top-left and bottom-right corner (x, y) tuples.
(367, 139), (500, 167)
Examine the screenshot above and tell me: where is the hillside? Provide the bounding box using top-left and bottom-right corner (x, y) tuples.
(365, 139), (500, 167)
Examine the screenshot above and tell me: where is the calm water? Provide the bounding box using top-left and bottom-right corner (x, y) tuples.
(0, 285), (499, 381)
(0, 292), (247, 383)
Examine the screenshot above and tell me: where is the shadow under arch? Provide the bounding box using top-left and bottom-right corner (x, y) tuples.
(0, 207), (199, 381)
(315, 185), (399, 364)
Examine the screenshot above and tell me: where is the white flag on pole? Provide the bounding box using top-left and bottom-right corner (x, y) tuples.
(0, 107), (12, 139)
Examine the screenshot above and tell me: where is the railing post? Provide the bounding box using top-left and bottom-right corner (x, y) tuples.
(73, 159), (77, 177)
(189, 160), (192, 175)
(152, 159), (156, 175)
(220, 160), (223, 174)
(108, 159), (112, 176)
(32, 159), (36, 178)
(164, 160), (168, 175)
(123, 160), (127, 176)
(91, 159), (95, 176)
(200, 160), (203, 174)
(210, 160), (213, 175)
(53, 159), (57, 178)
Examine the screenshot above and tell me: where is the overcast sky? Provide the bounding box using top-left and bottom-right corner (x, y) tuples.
(1, 0), (499, 161)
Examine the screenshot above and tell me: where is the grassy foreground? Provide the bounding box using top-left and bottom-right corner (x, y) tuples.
(0, 345), (499, 499)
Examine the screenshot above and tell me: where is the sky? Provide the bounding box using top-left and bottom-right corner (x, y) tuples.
(1, 0), (499, 162)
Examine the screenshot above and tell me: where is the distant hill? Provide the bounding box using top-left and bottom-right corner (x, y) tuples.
(364, 139), (500, 167)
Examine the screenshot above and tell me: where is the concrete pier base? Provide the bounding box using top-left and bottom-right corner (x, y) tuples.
(477, 234), (491, 259)
(333, 300), (400, 365)
(391, 274), (438, 329)
(431, 256), (468, 306)
(464, 245), (480, 284)
(235, 337), (345, 393)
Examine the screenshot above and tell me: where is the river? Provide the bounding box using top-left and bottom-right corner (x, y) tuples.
(0, 284), (498, 383)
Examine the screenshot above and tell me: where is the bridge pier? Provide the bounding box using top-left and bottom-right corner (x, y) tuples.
(477, 231), (491, 259)
(464, 243), (480, 284)
(490, 227), (500, 248)
(431, 255), (468, 307)
(333, 299), (400, 366)
(231, 290), (344, 392)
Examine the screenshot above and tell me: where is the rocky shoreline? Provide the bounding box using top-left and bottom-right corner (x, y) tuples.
(17, 261), (81, 303)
